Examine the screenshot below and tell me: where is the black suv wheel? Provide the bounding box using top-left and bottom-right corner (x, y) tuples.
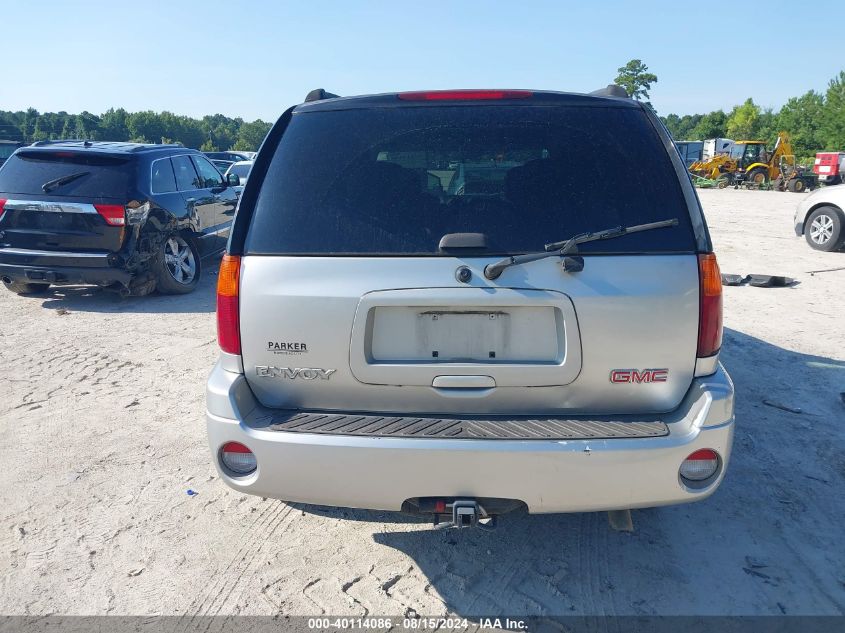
(152, 233), (202, 294)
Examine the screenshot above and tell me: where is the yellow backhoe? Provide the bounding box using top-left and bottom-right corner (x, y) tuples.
(729, 132), (794, 185)
(689, 132), (795, 186)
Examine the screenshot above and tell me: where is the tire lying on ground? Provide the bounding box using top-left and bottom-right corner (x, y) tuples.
(151, 233), (202, 294)
(2, 280), (51, 295)
(805, 206), (845, 251)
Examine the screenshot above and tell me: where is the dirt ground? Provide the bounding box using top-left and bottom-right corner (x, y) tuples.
(1, 188), (844, 618)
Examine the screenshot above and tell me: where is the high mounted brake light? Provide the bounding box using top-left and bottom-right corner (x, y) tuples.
(697, 253), (723, 358)
(217, 254), (241, 355)
(397, 90), (533, 101)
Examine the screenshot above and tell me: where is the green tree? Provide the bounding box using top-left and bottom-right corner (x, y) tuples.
(233, 120), (271, 151)
(99, 108), (129, 141)
(726, 99), (762, 139)
(691, 110), (728, 140)
(820, 71), (845, 150)
(777, 91), (824, 158)
(127, 111), (164, 144)
(21, 107), (39, 141)
(614, 59), (658, 103)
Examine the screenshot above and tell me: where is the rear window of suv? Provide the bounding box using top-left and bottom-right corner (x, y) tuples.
(0, 151), (133, 199)
(245, 104), (696, 255)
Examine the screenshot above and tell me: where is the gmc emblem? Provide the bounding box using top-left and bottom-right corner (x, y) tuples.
(610, 368), (669, 384)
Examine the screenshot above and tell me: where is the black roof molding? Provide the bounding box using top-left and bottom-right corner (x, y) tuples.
(589, 84), (630, 99)
(304, 88), (340, 103)
(25, 140), (185, 154)
(31, 139), (87, 146)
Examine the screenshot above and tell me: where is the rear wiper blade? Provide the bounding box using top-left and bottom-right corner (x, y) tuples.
(41, 171), (90, 193)
(483, 218), (679, 280)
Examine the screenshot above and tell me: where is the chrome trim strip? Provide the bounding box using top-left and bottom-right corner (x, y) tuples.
(203, 224), (231, 237)
(0, 247), (109, 259)
(694, 355), (719, 377)
(4, 199), (98, 214)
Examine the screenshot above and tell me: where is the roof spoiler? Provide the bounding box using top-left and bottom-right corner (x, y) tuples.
(304, 88), (340, 103)
(589, 84), (629, 99)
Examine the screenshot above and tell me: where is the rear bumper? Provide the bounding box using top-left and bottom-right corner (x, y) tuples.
(0, 248), (130, 285)
(206, 363), (735, 514)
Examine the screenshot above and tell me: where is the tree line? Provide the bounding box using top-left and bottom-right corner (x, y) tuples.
(659, 71), (844, 162)
(612, 60), (843, 162)
(0, 108), (273, 152)
(3, 66), (844, 159)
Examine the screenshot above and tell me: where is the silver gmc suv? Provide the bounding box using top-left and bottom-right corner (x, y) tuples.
(206, 87), (735, 527)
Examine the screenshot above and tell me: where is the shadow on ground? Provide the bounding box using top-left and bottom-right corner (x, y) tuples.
(297, 328), (845, 616)
(28, 258), (220, 315)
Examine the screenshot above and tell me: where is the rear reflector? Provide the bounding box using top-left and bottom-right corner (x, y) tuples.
(697, 253), (723, 358)
(398, 90), (533, 101)
(94, 204), (126, 226)
(217, 254), (241, 355)
(220, 441), (256, 475)
(680, 449), (719, 482)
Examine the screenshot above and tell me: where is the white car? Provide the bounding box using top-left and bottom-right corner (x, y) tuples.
(794, 183), (845, 251)
(224, 161), (253, 195)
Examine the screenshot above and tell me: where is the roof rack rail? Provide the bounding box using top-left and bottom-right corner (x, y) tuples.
(304, 88), (340, 103)
(589, 85), (629, 99)
(30, 139), (87, 146)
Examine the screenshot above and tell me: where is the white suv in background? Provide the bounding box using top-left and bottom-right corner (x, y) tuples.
(794, 184), (845, 251)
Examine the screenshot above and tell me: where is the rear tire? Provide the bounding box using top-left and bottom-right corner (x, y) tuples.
(152, 233), (201, 294)
(2, 280), (51, 295)
(805, 206), (845, 251)
(747, 168), (768, 185)
(788, 178), (805, 193)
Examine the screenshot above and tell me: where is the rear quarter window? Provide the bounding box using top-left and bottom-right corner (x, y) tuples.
(0, 151), (134, 199)
(245, 104), (697, 255)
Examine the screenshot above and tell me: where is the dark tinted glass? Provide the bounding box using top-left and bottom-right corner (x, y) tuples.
(230, 163), (251, 178)
(0, 151), (133, 198)
(192, 156), (224, 188)
(0, 144), (20, 160)
(246, 105), (695, 255)
(171, 155), (200, 191)
(151, 158), (177, 193)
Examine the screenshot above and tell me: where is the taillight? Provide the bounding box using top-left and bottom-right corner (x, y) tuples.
(94, 204), (126, 226)
(217, 254), (241, 355)
(697, 253), (723, 357)
(679, 448), (720, 482)
(219, 441), (256, 475)
(0, 198), (7, 222)
(398, 90), (533, 101)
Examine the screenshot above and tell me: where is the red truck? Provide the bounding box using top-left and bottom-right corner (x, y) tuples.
(813, 152), (845, 185)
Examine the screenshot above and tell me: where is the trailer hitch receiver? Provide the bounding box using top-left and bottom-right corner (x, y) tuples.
(433, 499), (497, 530)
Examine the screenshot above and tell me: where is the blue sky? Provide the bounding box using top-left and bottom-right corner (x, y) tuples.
(3, 0), (844, 121)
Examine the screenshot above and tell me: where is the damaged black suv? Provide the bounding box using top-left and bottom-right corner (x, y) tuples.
(0, 141), (239, 296)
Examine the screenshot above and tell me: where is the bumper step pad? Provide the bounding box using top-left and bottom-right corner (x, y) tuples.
(260, 410), (669, 440)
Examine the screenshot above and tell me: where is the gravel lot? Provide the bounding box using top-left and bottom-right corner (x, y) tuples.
(1, 188), (844, 617)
